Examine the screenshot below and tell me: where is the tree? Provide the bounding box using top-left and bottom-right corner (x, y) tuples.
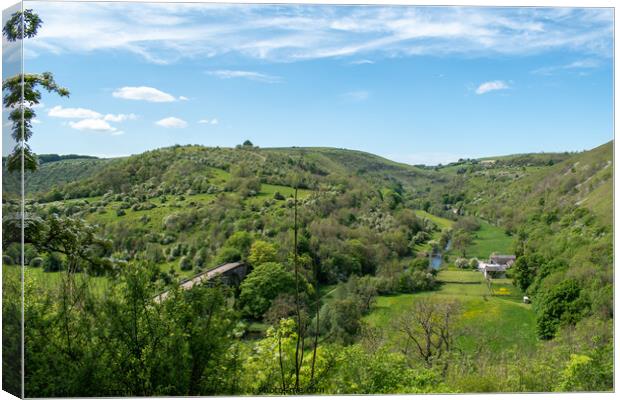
(238, 262), (296, 319)
(215, 247), (241, 264)
(451, 230), (472, 257)
(224, 231), (253, 258)
(3, 10), (69, 171)
(345, 275), (378, 313)
(27, 214), (110, 274)
(397, 298), (461, 367)
(320, 298), (362, 345)
(534, 279), (589, 340)
(242, 140), (254, 147)
(511, 255), (541, 292)
(179, 256), (192, 271)
(248, 240), (277, 266)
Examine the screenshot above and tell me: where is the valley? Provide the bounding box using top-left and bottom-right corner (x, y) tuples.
(2, 140), (613, 395)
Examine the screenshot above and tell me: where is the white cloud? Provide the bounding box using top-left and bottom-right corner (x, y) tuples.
(206, 70), (282, 83)
(103, 113), (137, 122)
(179, 96), (189, 101)
(156, 117), (188, 128)
(112, 86), (179, 102)
(25, 4), (613, 64)
(198, 118), (219, 125)
(32, 118), (42, 124)
(351, 59), (375, 65)
(475, 80), (509, 95)
(48, 105), (102, 119)
(68, 118), (120, 134)
(341, 90), (369, 102)
(531, 58), (601, 75)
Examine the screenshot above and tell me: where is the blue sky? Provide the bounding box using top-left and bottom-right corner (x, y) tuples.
(4, 2), (614, 165)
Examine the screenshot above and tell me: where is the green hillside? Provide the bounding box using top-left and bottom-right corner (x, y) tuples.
(3, 141), (613, 396)
(2, 156), (114, 198)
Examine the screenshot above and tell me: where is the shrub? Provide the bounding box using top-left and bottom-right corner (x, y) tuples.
(43, 253), (64, 272)
(216, 247), (242, 264)
(179, 256), (192, 271)
(29, 257), (44, 268)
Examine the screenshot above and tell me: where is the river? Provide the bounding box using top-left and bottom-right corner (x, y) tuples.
(430, 239), (452, 270)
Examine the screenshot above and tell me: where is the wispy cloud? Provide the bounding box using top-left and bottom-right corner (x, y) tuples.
(28, 4), (613, 64)
(103, 113), (137, 122)
(531, 58), (601, 75)
(351, 59), (375, 65)
(475, 80), (509, 95)
(113, 86), (182, 102)
(156, 117), (188, 128)
(206, 70), (282, 83)
(341, 90), (369, 102)
(198, 118), (219, 125)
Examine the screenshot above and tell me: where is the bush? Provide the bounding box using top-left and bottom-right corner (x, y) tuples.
(534, 279), (589, 339)
(248, 241), (277, 266)
(43, 253), (64, 272)
(216, 247), (242, 264)
(29, 257), (44, 268)
(455, 258), (469, 269)
(116, 209), (126, 217)
(179, 256), (192, 271)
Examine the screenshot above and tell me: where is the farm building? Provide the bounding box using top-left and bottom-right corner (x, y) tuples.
(477, 254), (516, 278)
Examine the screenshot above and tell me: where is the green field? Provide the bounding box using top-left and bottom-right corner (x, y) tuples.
(414, 210), (454, 230)
(364, 268), (536, 356)
(462, 220), (514, 260)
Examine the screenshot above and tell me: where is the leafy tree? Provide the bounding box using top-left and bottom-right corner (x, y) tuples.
(324, 344), (446, 394)
(215, 247), (241, 264)
(42, 252), (63, 272)
(28, 214), (110, 274)
(511, 254), (543, 292)
(248, 240), (277, 266)
(179, 256), (192, 271)
(555, 354), (608, 392)
(344, 275), (378, 313)
(223, 231), (253, 258)
(451, 229), (472, 257)
(3, 10), (69, 171)
(238, 262), (296, 319)
(320, 298), (362, 345)
(534, 279), (589, 340)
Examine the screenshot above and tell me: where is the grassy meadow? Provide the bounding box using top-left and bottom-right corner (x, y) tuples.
(364, 267), (537, 356)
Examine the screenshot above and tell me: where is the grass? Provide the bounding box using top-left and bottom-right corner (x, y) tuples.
(413, 210), (454, 253)
(363, 268), (537, 356)
(463, 220), (514, 260)
(414, 210), (454, 230)
(24, 267), (111, 296)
